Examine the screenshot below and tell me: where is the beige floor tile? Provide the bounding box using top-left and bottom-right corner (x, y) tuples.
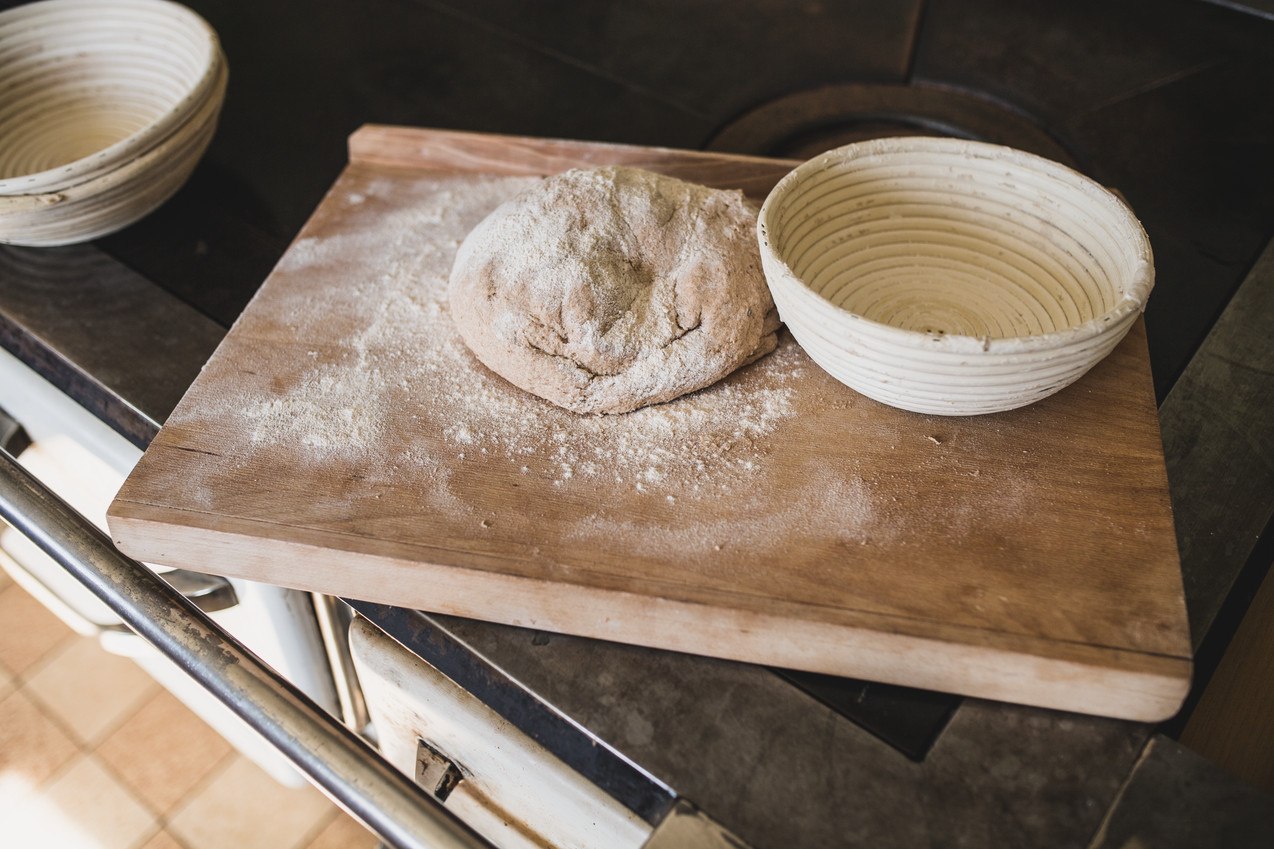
(0, 656), (13, 700)
(0, 688), (80, 787)
(0, 581), (74, 675)
(25, 635), (159, 746)
(96, 688), (234, 815)
(139, 829), (189, 849)
(302, 811), (381, 849)
(169, 754), (336, 849)
(0, 562), (11, 590)
(0, 753), (156, 849)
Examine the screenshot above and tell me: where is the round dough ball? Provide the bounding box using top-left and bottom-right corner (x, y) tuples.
(447, 166), (779, 414)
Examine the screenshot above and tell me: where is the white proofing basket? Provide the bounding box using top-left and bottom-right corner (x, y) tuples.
(0, 0), (225, 245)
(757, 137), (1154, 416)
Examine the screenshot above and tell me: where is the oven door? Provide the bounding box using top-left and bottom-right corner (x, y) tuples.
(0, 346), (340, 786)
(349, 617), (653, 849)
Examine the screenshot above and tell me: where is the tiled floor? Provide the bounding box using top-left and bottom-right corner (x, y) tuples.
(0, 574), (378, 849)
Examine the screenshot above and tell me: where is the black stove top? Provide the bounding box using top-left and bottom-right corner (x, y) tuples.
(81, 0), (1274, 402)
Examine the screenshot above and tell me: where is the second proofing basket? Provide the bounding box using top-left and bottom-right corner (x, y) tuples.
(0, 0), (227, 246)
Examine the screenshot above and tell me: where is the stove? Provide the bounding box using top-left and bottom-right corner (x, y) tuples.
(2, 2), (1272, 847)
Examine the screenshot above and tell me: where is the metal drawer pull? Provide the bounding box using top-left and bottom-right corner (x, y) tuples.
(162, 568), (237, 613)
(0, 403), (31, 457)
(0, 448), (493, 849)
(417, 739), (464, 803)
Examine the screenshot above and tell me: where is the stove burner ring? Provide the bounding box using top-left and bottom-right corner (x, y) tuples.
(707, 82), (1077, 168)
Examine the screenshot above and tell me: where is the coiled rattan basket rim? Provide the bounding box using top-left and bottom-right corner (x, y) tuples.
(0, 0), (221, 196)
(756, 136), (1154, 356)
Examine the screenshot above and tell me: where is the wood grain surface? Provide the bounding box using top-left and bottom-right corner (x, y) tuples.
(107, 125), (1191, 721)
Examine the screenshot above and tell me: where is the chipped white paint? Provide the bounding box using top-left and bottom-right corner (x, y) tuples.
(350, 619), (652, 849)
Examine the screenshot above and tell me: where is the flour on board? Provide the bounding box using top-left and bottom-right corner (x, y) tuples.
(234, 172), (803, 499)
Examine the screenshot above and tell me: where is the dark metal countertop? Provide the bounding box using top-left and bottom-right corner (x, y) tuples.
(3, 1), (1273, 846)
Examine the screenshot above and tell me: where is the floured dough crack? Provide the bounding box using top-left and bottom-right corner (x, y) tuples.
(447, 166), (779, 414)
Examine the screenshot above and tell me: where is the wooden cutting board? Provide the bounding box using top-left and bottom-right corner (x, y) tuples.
(107, 125), (1191, 721)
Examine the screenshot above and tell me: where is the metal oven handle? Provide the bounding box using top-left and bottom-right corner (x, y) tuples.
(0, 447), (494, 849)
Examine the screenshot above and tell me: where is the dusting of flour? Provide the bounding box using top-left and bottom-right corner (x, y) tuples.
(235, 172), (804, 500)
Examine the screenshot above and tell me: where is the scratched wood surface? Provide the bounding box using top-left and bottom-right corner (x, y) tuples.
(107, 125), (1191, 721)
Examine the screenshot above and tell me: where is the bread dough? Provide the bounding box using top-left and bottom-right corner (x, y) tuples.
(447, 166), (779, 414)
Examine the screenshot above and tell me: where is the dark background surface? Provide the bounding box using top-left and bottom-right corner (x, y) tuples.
(2, 3), (1264, 481)
(53, 0), (1272, 402)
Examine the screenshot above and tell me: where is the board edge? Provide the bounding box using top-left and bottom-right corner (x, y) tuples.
(107, 500), (1192, 723)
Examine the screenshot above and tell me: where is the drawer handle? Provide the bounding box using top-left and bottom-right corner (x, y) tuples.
(162, 568), (238, 613)
(417, 738), (464, 803)
(0, 404), (32, 459)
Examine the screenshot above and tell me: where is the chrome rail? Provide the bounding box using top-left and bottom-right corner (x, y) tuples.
(312, 591), (372, 735)
(0, 449), (493, 849)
